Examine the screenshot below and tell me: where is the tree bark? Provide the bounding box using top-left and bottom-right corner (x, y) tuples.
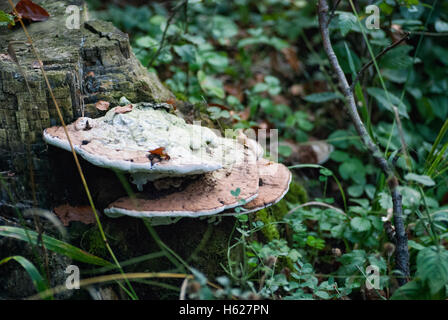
(0, 0), (173, 210)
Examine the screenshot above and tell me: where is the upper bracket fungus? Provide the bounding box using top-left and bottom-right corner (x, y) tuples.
(44, 102), (246, 190)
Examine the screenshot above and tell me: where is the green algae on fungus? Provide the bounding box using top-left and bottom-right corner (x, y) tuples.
(43, 102), (248, 190)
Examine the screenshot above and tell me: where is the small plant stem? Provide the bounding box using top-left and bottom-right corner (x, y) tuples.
(350, 32), (410, 92)
(147, 0), (188, 69)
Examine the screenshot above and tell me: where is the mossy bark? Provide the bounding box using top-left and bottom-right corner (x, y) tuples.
(0, 0), (172, 208)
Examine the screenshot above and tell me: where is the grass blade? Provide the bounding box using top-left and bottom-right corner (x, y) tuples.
(0, 226), (112, 267)
(0, 255), (50, 297)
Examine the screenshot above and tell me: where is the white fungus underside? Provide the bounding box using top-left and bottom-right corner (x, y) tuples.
(103, 192), (259, 218)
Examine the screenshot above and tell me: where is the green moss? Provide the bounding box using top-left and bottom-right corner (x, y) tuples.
(254, 180), (308, 241)
(285, 181), (308, 204)
(83, 228), (108, 258)
(173, 92), (188, 102)
(255, 209), (280, 240)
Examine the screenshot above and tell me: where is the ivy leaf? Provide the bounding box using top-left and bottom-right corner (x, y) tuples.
(350, 217), (372, 232)
(417, 246), (448, 294)
(135, 36), (158, 49)
(173, 44), (197, 64)
(380, 45), (414, 70)
(197, 70), (225, 99)
(304, 92), (343, 103)
(404, 173), (435, 187)
(337, 12), (357, 36)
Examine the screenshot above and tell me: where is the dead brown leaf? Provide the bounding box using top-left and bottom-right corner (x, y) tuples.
(281, 47), (301, 73)
(53, 204), (96, 226)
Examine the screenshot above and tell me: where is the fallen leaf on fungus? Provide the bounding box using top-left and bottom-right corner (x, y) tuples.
(114, 104), (133, 114)
(95, 100), (110, 111)
(149, 147), (170, 160)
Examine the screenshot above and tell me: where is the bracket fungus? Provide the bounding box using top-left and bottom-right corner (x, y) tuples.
(43, 102), (293, 224)
(240, 158), (292, 214)
(104, 149), (260, 218)
(44, 102), (247, 190)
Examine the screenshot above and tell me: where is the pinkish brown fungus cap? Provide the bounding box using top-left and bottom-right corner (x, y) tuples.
(240, 158), (292, 214)
(104, 150), (260, 218)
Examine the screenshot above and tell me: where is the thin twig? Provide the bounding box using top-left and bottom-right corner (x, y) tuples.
(393, 106), (412, 170)
(147, 0), (188, 68)
(404, 30), (448, 37)
(350, 32), (409, 92)
(284, 201), (348, 219)
(327, 0), (342, 26)
(318, 0), (409, 286)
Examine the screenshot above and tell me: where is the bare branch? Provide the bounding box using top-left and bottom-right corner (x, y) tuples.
(317, 0), (410, 286)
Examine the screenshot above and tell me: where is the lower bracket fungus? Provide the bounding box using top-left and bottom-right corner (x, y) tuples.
(104, 150), (260, 218)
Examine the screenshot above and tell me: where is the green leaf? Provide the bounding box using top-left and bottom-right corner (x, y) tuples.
(337, 12), (357, 36)
(135, 36), (158, 49)
(199, 51), (228, 71)
(197, 70), (225, 99)
(380, 45), (414, 70)
(0, 10), (14, 26)
(378, 192), (393, 210)
(404, 173), (435, 187)
(367, 87), (409, 118)
(173, 44), (197, 64)
(0, 226), (112, 267)
(314, 290), (331, 299)
(304, 92), (343, 103)
(435, 19), (448, 32)
(350, 217), (371, 232)
(348, 184), (364, 198)
(0, 256), (50, 296)
(211, 15), (239, 44)
(278, 144), (292, 157)
(231, 187), (241, 197)
(330, 150), (349, 162)
(417, 246), (448, 294)
(391, 279), (431, 300)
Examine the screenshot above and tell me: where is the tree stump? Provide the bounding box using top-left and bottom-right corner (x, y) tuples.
(0, 0), (172, 209)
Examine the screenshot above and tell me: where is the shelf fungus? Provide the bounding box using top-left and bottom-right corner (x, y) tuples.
(240, 158), (292, 214)
(43, 102), (292, 224)
(103, 150), (260, 219)
(43, 102), (247, 190)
